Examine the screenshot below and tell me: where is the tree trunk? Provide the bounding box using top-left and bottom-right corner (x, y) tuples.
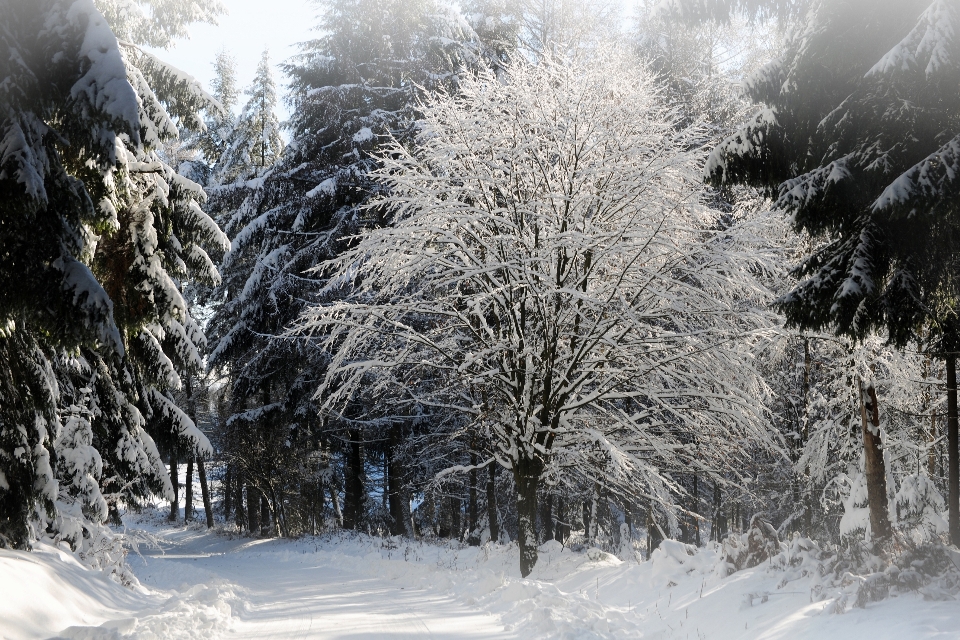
(542, 492), (554, 542)
(198, 458), (214, 528)
(437, 493), (450, 538)
(930, 411), (939, 477)
(184, 458), (194, 521)
(860, 379), (891, 546)
(343, 430), (364, 530)
(168, 448), (179, 521)
(387, 425), (406, 536)
(468, 452), (479, 545)
(182, 372), (197, 524)
(712, 482), (726, 541)
(382, 453), (388, 510)
(515, 455), (543, 577)
(947, 355), (960, 546)
(260, 492), (271, 537)
(271, 492), (287, 537)
(693, 474), (700, 547)
(647, 506), (663, 556)
(450, 495), (461, 540)
(330, 482), (343, 528)
(801, 337), (812, 536)
(487, 463), (499, 543)
(313, 471), (324, 535)
(247, 484), (260, 536)
(924, 352), (937, 476)
(555, 496), (566, 543)
(223, 466), (233, 522)
(234, 473), (246, 530)
(588, 483), (599, 543)
(582, 500), (592, 546)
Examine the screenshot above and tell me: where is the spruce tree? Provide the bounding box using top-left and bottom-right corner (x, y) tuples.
(0, 0), (226, 548)
(196, 50), (239, 175)
(206, 0), (478, 536)
(214, 50), (284, 185)
(667, 0), (960, 546)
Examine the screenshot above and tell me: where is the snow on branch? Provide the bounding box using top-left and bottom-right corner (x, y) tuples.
(53, 255), (124, 355)
(147, 388), (212, 456)
(873, 134), (960, 216)
(296, 46), (780, 507)
(869, 0), (959, 78)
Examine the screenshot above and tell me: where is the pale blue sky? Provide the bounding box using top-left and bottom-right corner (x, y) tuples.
(148, 0), (319, 121)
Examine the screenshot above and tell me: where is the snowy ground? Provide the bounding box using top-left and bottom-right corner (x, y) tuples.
(2, 514), (960, 640)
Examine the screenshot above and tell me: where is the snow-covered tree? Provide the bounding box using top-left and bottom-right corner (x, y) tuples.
(210, 49), (239, 115)
(204, 0), (480, 537)
(214, 50), (284, 185)
(666, 0), (960, 547)
(184, 49), (239, 184)
(0, 0), (226, 548)
(88, 0), (228, 526)
(96, 0), (222, 49)
(298, 49), (780, 575)
(634, 1), (782, 132)
(465, 0), (623, 61)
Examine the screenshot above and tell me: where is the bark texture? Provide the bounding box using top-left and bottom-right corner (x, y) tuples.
(515, 455), (543, 578)
(343, 430), (365, 531)
(543, 493), (554, 542)
(168, 448), (179, 521)
(947, 355), (959, 546)
(260, 493), (271, 537)
(223, 466), (233, 522)
(554, 496), (567, 543)
(468, 451), (479, 545)
(487, 463), (499, 543)
(247, 485), (260, 535)
(234, 473), (246, 530)
(860, 380), (891, 545)
(387, 426), (407, 536)
(450, 495), (461, 540)
(198, 458), (214, 528)
(184, 458), (194, 521)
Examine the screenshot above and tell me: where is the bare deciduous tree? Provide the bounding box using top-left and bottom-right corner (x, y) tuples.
(298, 48), (779, 576)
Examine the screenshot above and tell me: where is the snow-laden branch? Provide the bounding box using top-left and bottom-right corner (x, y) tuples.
(294, 47), (782, 570)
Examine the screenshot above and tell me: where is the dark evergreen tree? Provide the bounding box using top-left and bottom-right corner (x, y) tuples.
(0, 0), (226, 549)
(206, 0), (478, 536)
(668, 0), (960, 546)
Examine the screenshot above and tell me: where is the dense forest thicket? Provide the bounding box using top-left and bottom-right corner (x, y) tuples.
(1, 0), (959, 585)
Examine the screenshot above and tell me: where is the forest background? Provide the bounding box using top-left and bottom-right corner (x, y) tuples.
(1, 0), (959, 591)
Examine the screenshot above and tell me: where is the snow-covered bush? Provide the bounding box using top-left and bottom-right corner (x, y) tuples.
(721, 516), (781, 574)
(716, 483), (960, 612)
(895, 474), (948, 541)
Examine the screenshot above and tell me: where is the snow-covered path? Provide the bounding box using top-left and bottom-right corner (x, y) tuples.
(5, 516), (960, 639)
(125, 526), (516, 639)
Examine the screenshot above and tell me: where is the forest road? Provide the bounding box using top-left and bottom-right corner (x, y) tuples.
(126, 525), (517, 640)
